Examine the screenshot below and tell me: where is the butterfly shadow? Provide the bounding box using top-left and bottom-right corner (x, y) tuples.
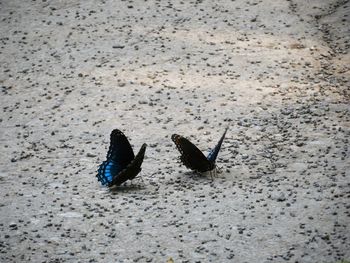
(173, 170), (215, 183)
(108, 182), (147, 193)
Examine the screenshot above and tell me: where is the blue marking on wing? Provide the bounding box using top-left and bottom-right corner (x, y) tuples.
(207, 127), (228, 163)
(97, 160), (125, 186)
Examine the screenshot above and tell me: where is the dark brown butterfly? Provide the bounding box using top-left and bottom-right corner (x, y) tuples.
(171, 127), (228, 175)
(97, 129), (147, 187)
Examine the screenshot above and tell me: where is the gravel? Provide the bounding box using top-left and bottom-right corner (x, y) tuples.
(0, 0), (349, 262)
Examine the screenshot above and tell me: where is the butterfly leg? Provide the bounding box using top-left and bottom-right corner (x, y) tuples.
(209, 169), (214, 180)
(208, 170), (212, 180)
(216, 166), (223, 176)
(203, 169), (217, 180)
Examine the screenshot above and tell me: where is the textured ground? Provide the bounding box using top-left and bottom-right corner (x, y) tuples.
(0, 0), (349, 262)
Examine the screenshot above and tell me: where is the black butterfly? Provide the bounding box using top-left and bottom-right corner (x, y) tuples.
(171, 127), (228, 175)
(97, 129), (147, 187)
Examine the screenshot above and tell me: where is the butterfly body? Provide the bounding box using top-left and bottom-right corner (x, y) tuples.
(97, 129), (146, 187)
(172, 127), (228, 174)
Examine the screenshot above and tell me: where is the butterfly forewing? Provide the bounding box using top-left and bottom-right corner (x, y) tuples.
(107, 129), (135, 165)
(172, 134), (214, 173)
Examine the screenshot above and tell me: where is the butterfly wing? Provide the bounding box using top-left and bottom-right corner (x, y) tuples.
(97, 160), (120, 186)
(207, 127), (228, 163)
(97, 129), (135, 186)
(172, 134), (214, 173)
(107, 129), (135, 163)
(111, 143), (147, 186)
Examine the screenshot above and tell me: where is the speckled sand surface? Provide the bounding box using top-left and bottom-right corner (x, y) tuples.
(0, 0), (349, 262)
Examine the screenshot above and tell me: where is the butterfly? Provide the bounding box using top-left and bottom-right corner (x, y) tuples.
(171, 127), (228, 176)
(97, 129), (147, 187)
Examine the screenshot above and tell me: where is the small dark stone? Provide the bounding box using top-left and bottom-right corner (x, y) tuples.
(112, 45), (125, 49)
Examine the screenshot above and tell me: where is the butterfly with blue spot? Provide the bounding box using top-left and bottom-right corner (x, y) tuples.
(171, 127), (228, 176)
(97, 129), (147, 187)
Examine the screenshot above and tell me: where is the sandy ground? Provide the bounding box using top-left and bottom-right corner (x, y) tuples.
(0, 0), (349, 262)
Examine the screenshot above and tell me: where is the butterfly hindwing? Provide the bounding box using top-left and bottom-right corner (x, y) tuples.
(207, 127), (228, 162)
(97, 129), (146, 187)
(97, 159), (123, 185)
(111, 143), (147, 186)
(171, 134), (214, 173)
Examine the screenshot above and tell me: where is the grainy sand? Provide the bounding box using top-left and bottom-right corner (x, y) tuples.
(0, 0), (349, 262)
